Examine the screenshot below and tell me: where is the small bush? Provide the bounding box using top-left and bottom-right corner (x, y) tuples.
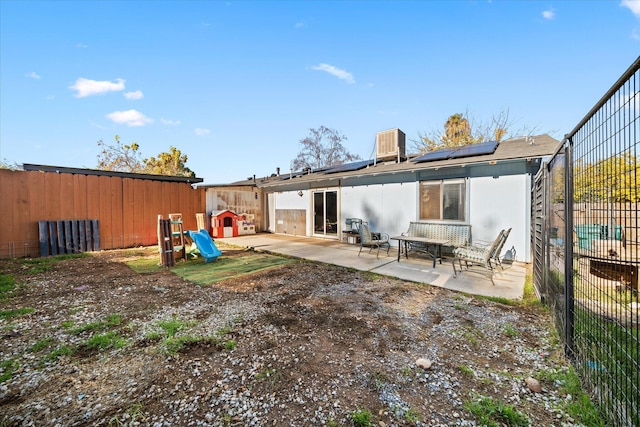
(350, 409), (373, 427)
(157, 317), (188, 337)
(86, 332), (127, 350)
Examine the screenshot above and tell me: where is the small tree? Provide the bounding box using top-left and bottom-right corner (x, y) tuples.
(96, 135), (143, 172)
(291, 126), (361, 171)
(142, 146), (195, 178)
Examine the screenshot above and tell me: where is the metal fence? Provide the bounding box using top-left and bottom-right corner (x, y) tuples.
(533, 56), (639, 426)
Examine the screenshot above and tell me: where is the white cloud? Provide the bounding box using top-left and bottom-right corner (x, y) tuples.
(70, 78), (125, 98)
(195, 128), (211, 136)
(106, 109), (152, 127)
(310, 63), (355, 84)
(621, 0), (640, 18)
(542, 8), (555, 20)
(295, 21), (305, 29)
(618, 91), (640, 112)
(124, 90), (144, 100)
(161, 118), (181, 126)
(26, 71), (41, 79)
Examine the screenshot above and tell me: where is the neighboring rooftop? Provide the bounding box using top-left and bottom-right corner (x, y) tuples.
(250, 134), (560, 190)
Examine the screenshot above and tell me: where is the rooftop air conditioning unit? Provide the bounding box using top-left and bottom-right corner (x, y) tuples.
(376, 128), (406, 162)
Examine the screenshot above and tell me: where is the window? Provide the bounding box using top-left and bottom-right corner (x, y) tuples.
(419, 179), (466, 221)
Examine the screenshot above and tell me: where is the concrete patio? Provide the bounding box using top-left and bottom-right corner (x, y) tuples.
(217, 233), (528, 299)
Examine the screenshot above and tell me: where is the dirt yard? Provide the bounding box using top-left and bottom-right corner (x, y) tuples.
(0, 246), (593, 426)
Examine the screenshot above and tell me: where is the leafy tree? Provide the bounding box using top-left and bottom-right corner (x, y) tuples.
(420, 113), (482, 151)
(142, 146), (195, 178)
(96, 136), (195, 177)
(413, 109), (539, 154)
(574, 153), (638, 203)
(291, 126), (361, 171)
(96, 135), (143, 172)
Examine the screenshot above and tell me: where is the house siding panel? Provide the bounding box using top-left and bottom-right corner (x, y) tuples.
(469, 175), (529, 262)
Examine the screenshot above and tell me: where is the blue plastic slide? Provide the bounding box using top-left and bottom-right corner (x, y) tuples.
(185, 229), (222, 262)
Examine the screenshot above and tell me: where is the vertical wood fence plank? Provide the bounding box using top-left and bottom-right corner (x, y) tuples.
(79, 220), (86, 252)
(122, 178), (135, 248)
(132, 179), (145, 246)
(99, 176), (112, 250)
(71, 220), (80, 253)
(56, 221), (65, 254)
(111, 175), (124, 249)
(92, 220), (100, 251)
(85, 176), (106, 246)
(85, 221), (92, 251)
(38, 221), (49, 256)
(64, 220), (72, 253)
(49, 221), (58, 256)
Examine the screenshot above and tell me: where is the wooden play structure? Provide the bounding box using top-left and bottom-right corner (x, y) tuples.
(157, 213), (186, 267)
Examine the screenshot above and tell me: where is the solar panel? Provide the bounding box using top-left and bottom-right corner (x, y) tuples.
(411, 141), (500, 164)
(412, 147), (457, 163)
(449, 140), (499, 159)
(323, 159), (376, 174)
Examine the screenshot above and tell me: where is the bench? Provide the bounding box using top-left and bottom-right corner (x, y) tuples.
(403, 222), (471, 249)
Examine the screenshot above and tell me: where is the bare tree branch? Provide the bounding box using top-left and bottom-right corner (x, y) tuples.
(291, 126), (361, 171)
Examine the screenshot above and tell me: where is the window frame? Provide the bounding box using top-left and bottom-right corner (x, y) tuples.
(418, 178), (467, 222)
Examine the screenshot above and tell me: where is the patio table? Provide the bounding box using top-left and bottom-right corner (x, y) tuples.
(391, 236), (449, 268)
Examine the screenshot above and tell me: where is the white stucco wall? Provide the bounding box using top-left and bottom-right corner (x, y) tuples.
(274, 190), (309, 210)
(341, 182), (417, 243)
(468, 175), (530, 262)
(268, 175), (532, 262)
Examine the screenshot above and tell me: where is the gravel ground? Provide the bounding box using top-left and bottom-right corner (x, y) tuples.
(0, 247), (590, 426)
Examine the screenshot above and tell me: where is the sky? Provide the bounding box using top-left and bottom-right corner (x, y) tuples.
(1, 1), (639, 184)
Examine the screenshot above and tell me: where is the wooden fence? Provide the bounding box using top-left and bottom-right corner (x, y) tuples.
(0, 169), (206, 258)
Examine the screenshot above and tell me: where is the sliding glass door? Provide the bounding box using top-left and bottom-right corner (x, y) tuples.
(313, 190), (338, 237)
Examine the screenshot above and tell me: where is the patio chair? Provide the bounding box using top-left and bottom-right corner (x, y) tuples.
(358, 222), (390, 258)
(451, 229), (505, 285)
(491, 227), (511, 269)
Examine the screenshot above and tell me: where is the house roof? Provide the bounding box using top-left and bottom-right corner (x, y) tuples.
(258, 134), (561, 190)
(21, 164), (204, 184)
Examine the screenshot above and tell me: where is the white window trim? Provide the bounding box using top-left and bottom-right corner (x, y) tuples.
(418, 178), (469, 222)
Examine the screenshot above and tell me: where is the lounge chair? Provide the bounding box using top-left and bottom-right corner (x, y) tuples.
(358, 222), (390, 258)
(451, 229), (507, 285)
